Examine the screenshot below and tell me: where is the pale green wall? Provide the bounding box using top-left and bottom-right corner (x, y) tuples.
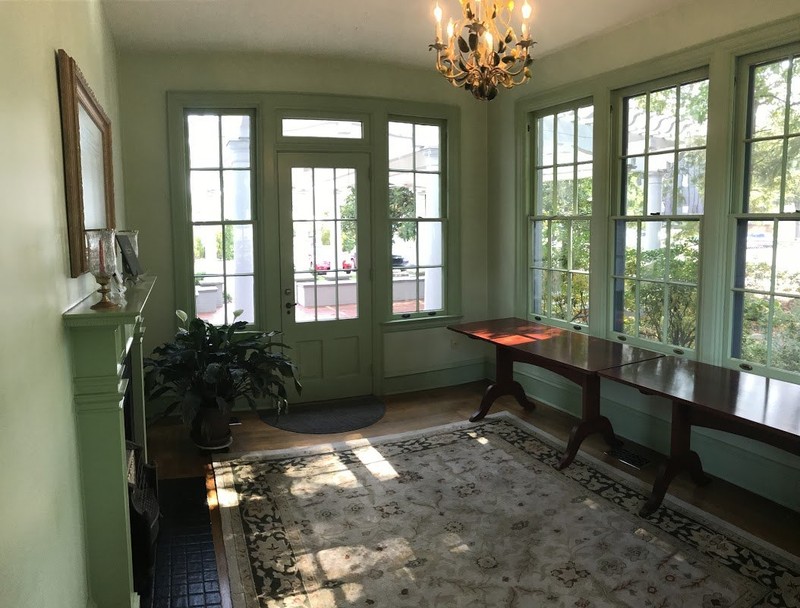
(116, 52), (491, 376)
(0, 2), (124, 607)
(485, 0), (800, 510)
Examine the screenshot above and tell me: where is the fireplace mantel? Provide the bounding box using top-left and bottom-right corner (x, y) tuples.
(64, 276), (156, 608)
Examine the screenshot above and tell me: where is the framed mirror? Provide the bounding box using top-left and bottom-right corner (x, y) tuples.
(56, 49), (116, 277)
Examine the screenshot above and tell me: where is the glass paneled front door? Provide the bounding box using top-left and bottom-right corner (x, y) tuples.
(278, 153), (373, 401)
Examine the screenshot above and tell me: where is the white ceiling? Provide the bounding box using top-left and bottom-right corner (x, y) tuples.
(102, 0), (693, 68)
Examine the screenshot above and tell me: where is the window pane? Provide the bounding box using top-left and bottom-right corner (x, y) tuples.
(225, 275), (254, 324)
(392, 269), (422, 315)
(771, 296), (800, 372)
(613, 278), (636, 334)
(618, 221), (638, 277)
(649, 87), (677, 153)
(415, 173), (441, 218)
(550, 220), (568, 270)
(679, 80), (708, 148)
(677, 150), (705, 214)
(667, 284), (697, 348)
(194, 274), (224, 323)
(536, 167), (555, 215)
(415, 124), (441, 172)
(392, 222), (417, 267)
(572, 221), (590, 272)
(639, 221), (666, 280)
(556, 165), (575, 215)
(419, 221), (443, 267)
(532, 269), (546, 314)
(776, 221), (800, 295)
(228, 224), (254, 274)
(741, 220), (774, 291)
(389, 122), (414, 170)
(531, 221), (549, 266)
(571, 273), (589, 324)
(222, 170), (251, 220)
(746, 139), (784, 213)
(638, 281), (664, 342)
(577, 106), (593, 162)
(625, 95), (646, 156)
(221, 115), (250, 168)
(282, 118), (363, 139)
(791, 58), (800, 133)
(648, 152), (676, 214)
(190, 171), (221, 222)
(737, 292), (769, 364)
(669, 221), (699, 283)
(537, 114), (554, 166)
(576, 164), (592, 215)
(624, 156), (645, 215)
(785, 137), (800, 212)
(421, 267), (444, 312)
(751, 61), (788, 139)
(193, 225), (223, 276)
(556, 110), (575, 165)
(187, 114), (219, 168)
(550, 270), (568, 320)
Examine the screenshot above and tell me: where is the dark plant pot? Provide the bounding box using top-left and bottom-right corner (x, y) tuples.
(190, 406), (232, 451)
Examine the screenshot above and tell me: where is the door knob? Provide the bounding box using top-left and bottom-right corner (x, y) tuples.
(285, 301), (298, 310)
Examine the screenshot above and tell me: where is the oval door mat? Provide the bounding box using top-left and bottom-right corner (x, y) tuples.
(261, 394), (386, 434)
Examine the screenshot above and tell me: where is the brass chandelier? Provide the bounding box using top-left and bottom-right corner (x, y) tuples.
(430, 0), (534, 101)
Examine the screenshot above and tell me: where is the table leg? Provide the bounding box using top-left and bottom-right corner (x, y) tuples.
(557, 375), (621, 470)
(639, 401), (711, 516)
(469, 346), (531, 422)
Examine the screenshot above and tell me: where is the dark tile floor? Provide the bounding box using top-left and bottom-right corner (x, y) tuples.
(152, 477), (223, 608)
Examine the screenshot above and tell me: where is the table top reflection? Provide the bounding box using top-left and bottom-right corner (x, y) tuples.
(448, 317), (662, 373)
(598, 356), (800, 439)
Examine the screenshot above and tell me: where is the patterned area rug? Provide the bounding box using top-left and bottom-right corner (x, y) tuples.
(213, 412), (800, 608)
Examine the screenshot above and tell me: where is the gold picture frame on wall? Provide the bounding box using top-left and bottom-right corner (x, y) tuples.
(56, 49), (116, 277)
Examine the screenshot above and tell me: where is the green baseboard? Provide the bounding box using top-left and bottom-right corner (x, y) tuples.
(382, 358), (487, 395)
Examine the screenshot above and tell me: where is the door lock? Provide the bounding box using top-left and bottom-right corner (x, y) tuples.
(285, 301), (298, 314)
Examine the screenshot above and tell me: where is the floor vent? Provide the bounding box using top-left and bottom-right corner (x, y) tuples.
(605, 446), (651, 470)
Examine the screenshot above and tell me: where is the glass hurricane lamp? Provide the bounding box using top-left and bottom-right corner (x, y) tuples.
(430, 0), (534, 101)
(85, 228), (120, 310)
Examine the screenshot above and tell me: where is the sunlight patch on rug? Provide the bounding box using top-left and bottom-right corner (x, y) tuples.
(213, 412), (800, 608)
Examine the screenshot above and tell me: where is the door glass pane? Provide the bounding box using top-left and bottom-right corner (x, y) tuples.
(282, 119), (363, 139)
(187, 115), (219, 168)
(291, 166), (360, 323)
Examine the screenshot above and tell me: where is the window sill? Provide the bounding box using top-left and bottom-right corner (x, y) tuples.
(381, 314), (463, 332)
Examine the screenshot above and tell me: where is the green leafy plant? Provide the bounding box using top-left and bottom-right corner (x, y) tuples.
(144, 310), (301, 442)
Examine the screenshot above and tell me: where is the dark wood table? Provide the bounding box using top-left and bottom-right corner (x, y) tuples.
(448, 318), (663, 468)
(598, 356), (800, 515)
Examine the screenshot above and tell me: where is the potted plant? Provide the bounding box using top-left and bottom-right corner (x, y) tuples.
(144, 310), (301, 450)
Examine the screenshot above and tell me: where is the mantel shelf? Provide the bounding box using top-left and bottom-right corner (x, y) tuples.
(64, 274), (156, 327)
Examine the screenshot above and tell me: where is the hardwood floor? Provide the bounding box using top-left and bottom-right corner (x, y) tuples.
(147, 380), (800, 566)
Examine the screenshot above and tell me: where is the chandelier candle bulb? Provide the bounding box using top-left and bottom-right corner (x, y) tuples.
(429, 0), (535, 101)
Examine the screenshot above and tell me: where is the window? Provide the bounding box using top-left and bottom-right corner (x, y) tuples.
(731, 45), (800, 374)
(611, 72), (708, 350)
(388, 120), (446, 318)
(529, 102), (594, 326)
(185, 111), (256, 324)
(281, 118), (363, 139)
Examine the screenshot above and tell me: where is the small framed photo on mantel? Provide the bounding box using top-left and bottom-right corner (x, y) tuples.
(115, 232), (143, 280)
